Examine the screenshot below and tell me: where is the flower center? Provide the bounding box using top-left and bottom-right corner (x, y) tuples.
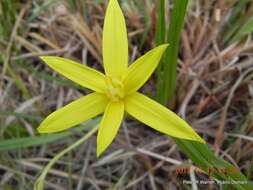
(105, 76), (125, 102)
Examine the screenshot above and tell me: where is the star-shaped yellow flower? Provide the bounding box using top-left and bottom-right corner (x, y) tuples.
(38, 0), (205, 157)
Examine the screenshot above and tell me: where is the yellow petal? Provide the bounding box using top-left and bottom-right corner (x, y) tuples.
(103, 0), (128, 78)
(125, 92), (205, 143)
(40, 56), (107, 93)
(38, 93), (108, 133)
(97, 101), (124, 157)
(123, 44), (168, 94)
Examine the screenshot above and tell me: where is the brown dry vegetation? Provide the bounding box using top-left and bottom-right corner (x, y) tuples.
(0, 0), (253, 190)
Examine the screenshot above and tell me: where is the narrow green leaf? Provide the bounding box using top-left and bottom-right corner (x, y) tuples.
(156, 0), (189, 104)
(0, 118), (99, 151)
(155, 0), (166, 102)
(0, 0), (16, 40)
(230, 16), (253, 43)
(222, 0), (250, 44)
(155, 0), (166, 46)
(175, 138), (253, 190)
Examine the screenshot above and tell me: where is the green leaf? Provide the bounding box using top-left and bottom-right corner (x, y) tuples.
(0, 119), (99, 151)
(175, 138), (253, 190)
(156, 0), (189, 104)
(230, 16), (253, 43)
(222, 0), (250, 45)
(155, 0), (166, 46)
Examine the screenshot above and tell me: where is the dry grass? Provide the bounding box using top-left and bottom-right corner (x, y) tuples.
(0, 0), (253, 189)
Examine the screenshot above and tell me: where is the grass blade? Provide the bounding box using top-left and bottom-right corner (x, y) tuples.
(0, 0), (16, 41)
(230, 15), (253, 43)
(175, 138), (253, 190)
(155, 0), (166, 46)
(155, 0), (166, 101)
(156, 0), (188, 105)
(222, 0), (253, 45)
(0, 118), (99, 151)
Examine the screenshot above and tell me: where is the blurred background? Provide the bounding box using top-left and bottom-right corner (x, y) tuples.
(0, 0), (253, 189)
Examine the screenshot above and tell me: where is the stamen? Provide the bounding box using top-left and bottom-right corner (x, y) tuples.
(105, 76), (124, 101)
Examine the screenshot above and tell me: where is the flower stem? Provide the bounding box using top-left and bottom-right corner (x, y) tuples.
(34, 125), (99, 190)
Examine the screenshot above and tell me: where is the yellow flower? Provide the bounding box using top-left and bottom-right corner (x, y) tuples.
(38, 0), (205, 157)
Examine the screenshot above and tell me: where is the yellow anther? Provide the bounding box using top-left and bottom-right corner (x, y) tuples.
(105, 76), (124, 101)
